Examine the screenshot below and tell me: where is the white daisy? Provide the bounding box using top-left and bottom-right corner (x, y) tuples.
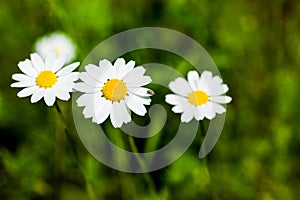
(165, 70), (232, 122)
(35, 32), (76, 62)
(75, 58), (152, 128)
(11, 52), (80, 106)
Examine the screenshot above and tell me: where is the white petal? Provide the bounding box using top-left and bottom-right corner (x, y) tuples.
(56, 75), (77, 92)
(101, 64), (116, 81)
(125, 60), (135, 72)
(85, 64), (104, 81)
(210, 95), (232, 104)
(211, 102), (226, 114)
(166, 94), (191, 113)
(53, 86), (70, 101)
(212, 76), (223, 85)
(61, 72), (79, 82)
(169, 77), (192, 97)
(129, 92), (151, 105)
(18, 59), (38, 77)
(118, 100), (131, 123)
(82, 93), (102, 118)
(99, 59), (113, 68)
(52, 54), (67, 72)
(126, 76), (152, 88)
(187, 71), (200, 90)
(110, 102), (125, 128)
(74, 82), (97, 93)
(129, 87), (153, 97)
(30, 53), (45, 71)
(123, 66), (146, 83)
(197, 78), (210, 94)
(125, 94), (150, 116)
(194, 107), (205, 121)
(79, 72), (98, 86)
(200, 71), (229, 96)
(35, 33), (76, 61)
(201, 102), (216, 120)
(83, 104), (94, 118)
(165, 94), (187, 106)
(202, 71), (223, 87)
(114, 58), (126, 68)
(172, 105), (183, 113)
(12, 74), (34, 82)
(201, 71), (213, 82)
(181, 103), (194, 122)
(45, 52), (56, 70)
(56, 62), (80, 76)
(11, 81), (36, 88)
(93, 99), (112, 124)
(114, 58), (127, 79)
(76, 93), (94, 106)
(17, 86), (39, 98)
(199, 71), (213, 92)
(44, 89), (56, 106)
(209, 84), (229, 96)
(31, 88), (46, 103)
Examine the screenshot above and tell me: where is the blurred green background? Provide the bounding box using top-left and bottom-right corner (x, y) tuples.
(1, 0), (300, 199)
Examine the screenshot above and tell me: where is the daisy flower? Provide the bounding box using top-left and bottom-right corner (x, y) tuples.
(165, 70), (232, 122)
(35, 32), (76, 62)
(75, 58), (152, 128)
(11, 52), (80, 106)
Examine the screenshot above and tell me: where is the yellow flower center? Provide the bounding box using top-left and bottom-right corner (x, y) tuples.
(188, 90), (209, 106)
(102, 79), (128, 102)
(36, 70), (57, 88)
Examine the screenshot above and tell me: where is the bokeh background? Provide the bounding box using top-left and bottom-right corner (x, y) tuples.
(1, 0), (300, 199)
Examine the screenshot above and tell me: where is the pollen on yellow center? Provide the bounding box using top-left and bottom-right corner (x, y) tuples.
(188, 90), (209, 106)
(102, 79), (128, 102)
(36, 70), (57, 88)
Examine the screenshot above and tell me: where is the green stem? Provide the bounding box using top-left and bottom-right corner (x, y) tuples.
(54, 102), (79, 160)
(127, 135), (157, 196)
(53, 110), (65, 200)
(199, 120), (206, 144)
(54, 102), (97, 200)
(199, 120), (219, 200)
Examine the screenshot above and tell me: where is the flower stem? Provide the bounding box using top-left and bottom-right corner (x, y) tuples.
(53, 109), (65, 200)
(199, 120), (220, 200)
(127, 135), (157, 196)
(54, 102), (97, 200)
(54, 102), (79, 160)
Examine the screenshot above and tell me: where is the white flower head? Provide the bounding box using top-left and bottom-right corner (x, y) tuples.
(165, 70), (232, 122)
(35, 32), (76, 62)
(11, 52), (80, 106)
(75, 58), (153, 128)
